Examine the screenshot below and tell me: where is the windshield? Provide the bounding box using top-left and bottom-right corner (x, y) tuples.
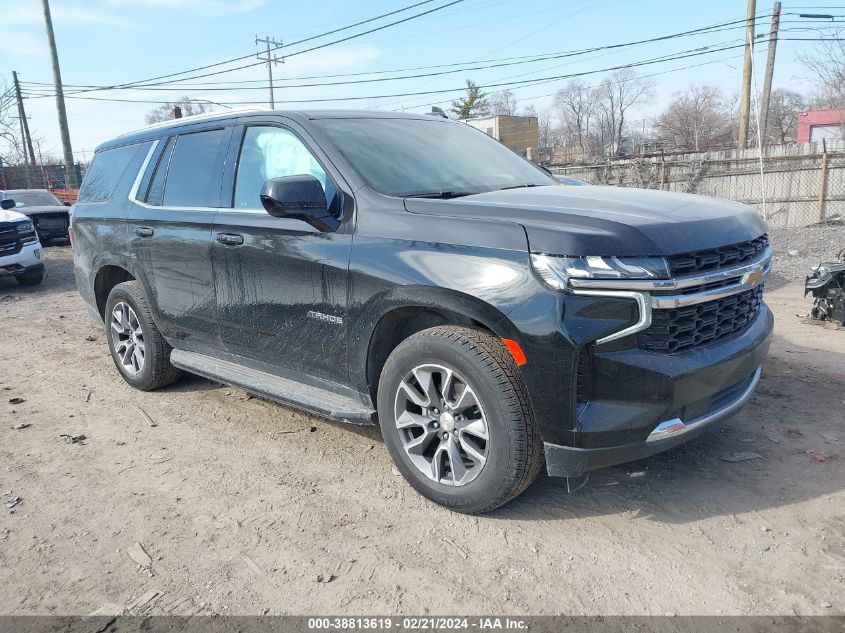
(316, 118), (555, 197)
(5, 191), (62, 207)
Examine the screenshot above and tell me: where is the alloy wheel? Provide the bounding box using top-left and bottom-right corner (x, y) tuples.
(110, 301), (145, 375)
(393, 364), (489, 486)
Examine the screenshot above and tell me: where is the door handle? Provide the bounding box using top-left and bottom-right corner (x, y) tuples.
(134, 226), (154, 238)
(216, 233), (244, 246)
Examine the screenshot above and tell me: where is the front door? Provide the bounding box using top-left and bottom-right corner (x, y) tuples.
(211, 122), (352, 387)
(128, 126), (231, 354)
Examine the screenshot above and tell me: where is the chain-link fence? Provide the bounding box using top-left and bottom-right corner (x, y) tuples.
(0, 162), (86, 193)
(552, 142), (845, 228)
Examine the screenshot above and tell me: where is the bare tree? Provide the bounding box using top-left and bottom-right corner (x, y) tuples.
(450, 80), (490, 119)
(0, 81), (26, 167)
(766, 88), (806, 144)
(799, 28), (845, 109)
(595, 68), (654, 157)
(145, 97), (211, 124)
(655, 85), (729, 152)
(554, 79), (597, 158)
(488, 90), (518, 116)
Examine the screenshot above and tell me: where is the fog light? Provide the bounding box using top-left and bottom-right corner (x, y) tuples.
(34, 249), (42, 260)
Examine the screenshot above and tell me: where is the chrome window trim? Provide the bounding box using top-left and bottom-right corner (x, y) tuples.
(127, 140), (159, 204)
(569, 289), (652, 344)
(568, 246), (773, 292)
(132, 199), (219, 213)
(647, 366), (762, 443)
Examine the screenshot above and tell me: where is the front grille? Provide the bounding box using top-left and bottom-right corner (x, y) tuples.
(666, 235), (769, 277)
(0, 224), (20, 256)
(640, 286), (764, 353)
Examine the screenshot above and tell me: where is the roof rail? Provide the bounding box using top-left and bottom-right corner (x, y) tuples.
(120, 106), (269, 137)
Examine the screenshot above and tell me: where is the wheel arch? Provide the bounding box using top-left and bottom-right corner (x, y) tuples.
(358, 287), (524, 408)
(94, 264), (136, 320)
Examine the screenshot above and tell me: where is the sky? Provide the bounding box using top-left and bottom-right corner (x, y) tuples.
(1, 0), (842, 162)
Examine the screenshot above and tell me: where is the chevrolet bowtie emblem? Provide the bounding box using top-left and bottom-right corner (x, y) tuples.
(744, 266), (764, 286)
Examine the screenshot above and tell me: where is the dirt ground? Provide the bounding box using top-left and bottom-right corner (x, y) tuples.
(0, 246), (843, 616)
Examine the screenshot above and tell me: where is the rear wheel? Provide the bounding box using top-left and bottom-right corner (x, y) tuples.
(377, 326), (543, 514)
(105, 281), (182, 391)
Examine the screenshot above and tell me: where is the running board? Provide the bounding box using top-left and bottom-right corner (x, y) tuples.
(170, 349), (376, 425)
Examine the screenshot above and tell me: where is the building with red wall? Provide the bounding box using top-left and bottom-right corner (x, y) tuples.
(796, 109), (845, 144)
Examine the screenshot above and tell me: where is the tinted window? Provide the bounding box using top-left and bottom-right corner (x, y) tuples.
(316, 118), (553, 197)
(144, 137), (175, 206)
(233, 126), (329, 210)
(78, 141), (153, 203)
(161, 129), (226, 207)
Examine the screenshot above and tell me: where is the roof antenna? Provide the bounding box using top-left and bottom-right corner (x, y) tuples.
(427, 106), (448, 119)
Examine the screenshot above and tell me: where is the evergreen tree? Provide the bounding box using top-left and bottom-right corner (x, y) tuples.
(450, 80), (490, 119)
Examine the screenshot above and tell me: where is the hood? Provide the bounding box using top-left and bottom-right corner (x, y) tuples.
(16, 205), (68, 216)
(404, 185), (768, 257)
(0, 209), (29, 224)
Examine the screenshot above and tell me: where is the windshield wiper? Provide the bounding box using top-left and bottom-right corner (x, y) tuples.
(498, 183), (543, 191)
(402, 191), (474, 199)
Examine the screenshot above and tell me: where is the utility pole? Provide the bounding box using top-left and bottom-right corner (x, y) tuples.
(41, 0), (77, 188)
(255, 35), (283, 109)
(738, 0), (757, 150)
(758, 1), (781, 147)
(12, 72), (37, 170)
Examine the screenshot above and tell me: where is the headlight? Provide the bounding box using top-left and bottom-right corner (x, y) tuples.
(17, 220), (34, 233)
(531, 254), (669, 290)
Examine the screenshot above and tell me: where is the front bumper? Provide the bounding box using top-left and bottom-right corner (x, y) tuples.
(543, 294), (773, 477)
(0, 241), (44, 277)
(545, 363), (764, 477)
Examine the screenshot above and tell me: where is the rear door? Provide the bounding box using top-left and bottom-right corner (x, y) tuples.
(211, 119), (353, 386)
(128, 125), (232, 353)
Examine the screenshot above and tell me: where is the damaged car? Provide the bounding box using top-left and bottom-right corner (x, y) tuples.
(805, 248), (845, 325)
(2, 189), (71, 244)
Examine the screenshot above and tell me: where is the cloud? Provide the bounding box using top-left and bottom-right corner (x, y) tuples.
(105, 0), (265, 15)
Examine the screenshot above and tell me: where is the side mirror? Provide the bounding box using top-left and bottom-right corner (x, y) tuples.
(260, 175), (339, 232)
(64, 201), (72, 207)
(0, 199), (15, 211)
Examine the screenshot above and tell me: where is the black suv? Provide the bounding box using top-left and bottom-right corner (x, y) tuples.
(72, 110), (773, 513)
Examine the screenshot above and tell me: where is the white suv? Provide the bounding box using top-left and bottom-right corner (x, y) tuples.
(0, 198), (44, 286)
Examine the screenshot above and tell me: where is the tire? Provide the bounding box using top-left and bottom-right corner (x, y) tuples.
(377, 325), (543, 514)
(15, 272), (44, 286)
(104, 280), (182, 391)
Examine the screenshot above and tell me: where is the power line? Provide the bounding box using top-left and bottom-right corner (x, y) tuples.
(50, 0), (465, 97)
(26, 41), (759, 107)
(38, 6), (831, 99)
(23, 14), (782, 97)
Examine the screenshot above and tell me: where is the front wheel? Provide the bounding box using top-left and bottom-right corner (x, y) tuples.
(377, 326), (543, 514)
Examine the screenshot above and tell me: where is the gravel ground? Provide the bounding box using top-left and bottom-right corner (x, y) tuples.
(1, 247), (844, 617)
(768, 223), (845, 286)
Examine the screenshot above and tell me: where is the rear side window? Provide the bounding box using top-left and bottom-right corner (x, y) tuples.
(144, 136), (175, 206)
(161, 129), (226, 207)
(78, 141), (153, 203)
